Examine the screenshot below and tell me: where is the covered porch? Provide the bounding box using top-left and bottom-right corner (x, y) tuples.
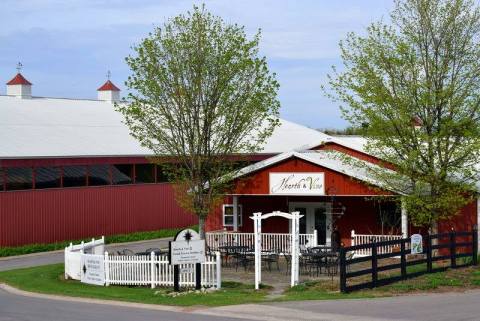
(206, 195), (412, 254)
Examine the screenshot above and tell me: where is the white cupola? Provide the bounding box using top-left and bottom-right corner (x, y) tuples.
(97, 71), (120, 103)
(6, 63), (32, 99)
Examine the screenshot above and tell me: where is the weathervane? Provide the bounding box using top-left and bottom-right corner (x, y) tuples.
(106, 70), (111, 80)
(16, 62), (23, 73)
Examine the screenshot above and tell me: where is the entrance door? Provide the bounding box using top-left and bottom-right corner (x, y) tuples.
(289, 202), (331, 245)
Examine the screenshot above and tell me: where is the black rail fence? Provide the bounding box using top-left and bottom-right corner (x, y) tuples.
(339, 227), (478, 293)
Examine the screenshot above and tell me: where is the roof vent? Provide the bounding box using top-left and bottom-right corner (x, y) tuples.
(6, 63), (32, 99)
(97, 71), (120, 103)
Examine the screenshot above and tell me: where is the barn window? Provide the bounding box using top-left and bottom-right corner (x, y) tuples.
(112, 164), (133, 184)
(6, 167), (33, 191)
(88, 165), (110, 186)
(156, 164), (171, 183)
(223, 204), (242, 227)
(0, 168), (4, 191)
(135, 164), (155, 183)
(35, 167), (61, 189)
(63, 165), (87, 187)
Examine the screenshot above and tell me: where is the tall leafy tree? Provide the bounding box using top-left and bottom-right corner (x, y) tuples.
(327, 0), (480, 228)
(118, 6), (280, 238)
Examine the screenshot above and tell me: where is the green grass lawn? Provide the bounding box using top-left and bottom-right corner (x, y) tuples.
(0, 263), (479, 307)
(0, 264), (268, 307)
(281, 264), (480, 302)
(0, 225), (197, 258)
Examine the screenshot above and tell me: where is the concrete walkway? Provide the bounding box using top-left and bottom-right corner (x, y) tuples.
(0, 237), (173, 271)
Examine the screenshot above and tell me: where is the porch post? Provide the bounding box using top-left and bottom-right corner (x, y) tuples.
(233, 195), (238, 232)
(252, 212), (262, 290)
(401, 198), (408, 238)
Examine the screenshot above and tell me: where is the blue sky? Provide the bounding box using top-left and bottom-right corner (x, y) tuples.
(0, 0), (393, 129)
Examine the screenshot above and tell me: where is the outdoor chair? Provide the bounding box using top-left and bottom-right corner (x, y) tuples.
(119, 249), (135, 256)
(325, 254), (340, 277)
(145, 248), (161, 254)
(263, 252), (280, 272)
(282, 253), (292, 274)
(233, 251), (255, 272)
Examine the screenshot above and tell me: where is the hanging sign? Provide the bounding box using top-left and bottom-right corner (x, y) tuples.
(411, 234), (423, 254)
(269, 173), (325, 195)
(80, 254), (105, 286)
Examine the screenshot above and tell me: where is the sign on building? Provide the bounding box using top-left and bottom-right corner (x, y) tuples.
(80, 254), (105, 286)
(269, 173), (325, 195)
(411, 234), (423, 254)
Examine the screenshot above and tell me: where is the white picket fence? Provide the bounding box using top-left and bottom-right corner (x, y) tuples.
(65, 236), (105, 280)
(105, 252), (221, 289)
(351, 230), (403, 256)
(206, 231), (317, 253)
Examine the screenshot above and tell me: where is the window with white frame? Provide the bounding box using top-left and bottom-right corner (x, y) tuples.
(223, 204), (242, 227)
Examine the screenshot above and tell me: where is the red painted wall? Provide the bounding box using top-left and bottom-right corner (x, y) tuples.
(232, 157), (388, 196)
(0, 183), (197, 246)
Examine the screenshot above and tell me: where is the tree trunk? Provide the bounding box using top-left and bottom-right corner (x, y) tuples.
(198, 216), (206, 240)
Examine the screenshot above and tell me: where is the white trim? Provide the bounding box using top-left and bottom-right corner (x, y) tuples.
(222, 204), (243, 227)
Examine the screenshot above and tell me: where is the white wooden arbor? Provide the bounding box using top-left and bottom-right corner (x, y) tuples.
(250, 211), (302, 290)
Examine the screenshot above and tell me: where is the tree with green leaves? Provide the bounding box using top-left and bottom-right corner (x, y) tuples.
(117, 6), (280, 238)
(326, 0), (480, 229)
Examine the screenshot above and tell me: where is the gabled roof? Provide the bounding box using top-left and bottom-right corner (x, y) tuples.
(6, 73), (32, 86)
(97, 80), (120, 91)
(232, 149), (405, 195)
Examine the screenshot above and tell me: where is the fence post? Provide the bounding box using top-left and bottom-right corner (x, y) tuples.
(472, 225), (478, 266)
(371, 239), (378, 288)
(313, 229), (318, 247)
(104, 252), (110, 286)
(351, 230), (355, 247)
(150, 251), (155, 289)
(426, 233), (433, 273)
(339, 246), (347, 293)
(400, 239), (406, 278)
(450, 229), (456, 268)
(216, 251), (222, 289)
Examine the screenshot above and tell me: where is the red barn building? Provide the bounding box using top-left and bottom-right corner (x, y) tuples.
(0, 71), (332, 247)
(0, 71), (478, 250)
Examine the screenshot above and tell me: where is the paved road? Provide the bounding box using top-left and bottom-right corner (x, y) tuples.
(0, 288), (248, 321)
(1, 285), (480, 321)
(0, 238), (172, 271)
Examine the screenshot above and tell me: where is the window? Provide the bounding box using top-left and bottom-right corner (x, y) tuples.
(111, 164), (133, 184)
(88, 165), (110, 186)
(156, 165), (171, 183)
(63, 165), (87, 187)
(135, 164), (155, 183)
(35, 167), (61, 189)
(223, 204), (242, 227)
(0, 168), (4, 191)
(6, 167), (33, 191)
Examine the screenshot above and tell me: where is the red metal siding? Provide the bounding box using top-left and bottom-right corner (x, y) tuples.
(0, 184), (197, 246)
(232, 157), (389, 196)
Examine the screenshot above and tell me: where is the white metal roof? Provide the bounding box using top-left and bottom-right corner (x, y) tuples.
(0, 95), (333, 158)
